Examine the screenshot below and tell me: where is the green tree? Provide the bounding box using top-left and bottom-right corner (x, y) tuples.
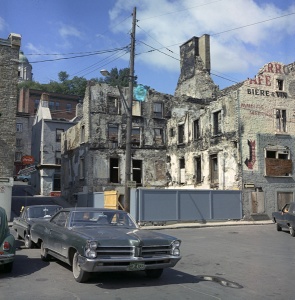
(100, 67), (137, 87)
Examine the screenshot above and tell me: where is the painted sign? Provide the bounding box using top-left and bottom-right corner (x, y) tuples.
(18, 166), (36, 175)
(244, 140), (256, 169)
(22, 155), (34, 165)
(50, 191), (61, 197)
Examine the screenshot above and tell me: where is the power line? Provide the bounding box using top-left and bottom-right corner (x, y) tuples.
(29, 47), (129, 63)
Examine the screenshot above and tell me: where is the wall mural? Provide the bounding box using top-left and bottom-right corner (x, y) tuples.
(244, 140), (256, 169)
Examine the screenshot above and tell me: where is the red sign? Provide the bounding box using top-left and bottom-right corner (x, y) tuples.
(50, 191), (61, 197)
(22, 155), (34, 165)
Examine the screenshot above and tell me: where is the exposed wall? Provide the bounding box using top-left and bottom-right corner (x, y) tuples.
(0, 34), (21, 177)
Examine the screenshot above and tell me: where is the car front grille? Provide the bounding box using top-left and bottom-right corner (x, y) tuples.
(96, 245), (171, 258)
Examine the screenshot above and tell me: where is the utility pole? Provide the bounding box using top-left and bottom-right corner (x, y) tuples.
(124, 7), (136, 213)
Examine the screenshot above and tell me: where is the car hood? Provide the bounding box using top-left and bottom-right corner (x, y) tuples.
(71, 227), (176, 247)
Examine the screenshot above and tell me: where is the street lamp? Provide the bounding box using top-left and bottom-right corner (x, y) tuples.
(100, 69), (134, 213)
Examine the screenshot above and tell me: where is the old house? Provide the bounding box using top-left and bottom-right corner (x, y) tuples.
(31, 93), (77, 196)
(15, 87), (81, 176)
(61, 82), (173, 206)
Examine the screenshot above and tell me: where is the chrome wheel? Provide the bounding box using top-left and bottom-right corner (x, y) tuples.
(72, 252), (89, 283)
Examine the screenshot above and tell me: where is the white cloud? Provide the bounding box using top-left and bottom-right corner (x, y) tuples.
(0, 17), (7, 32)
(58, 23), (82, 39)
(109, 0), (295, 79)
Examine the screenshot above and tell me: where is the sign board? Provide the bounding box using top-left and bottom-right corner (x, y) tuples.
(22, 155), (34, 165)
(50, 191), (61, 197)
(18, 166), (37, 175)
(127, 181), (137, 188)
(244, 183), (255, 188)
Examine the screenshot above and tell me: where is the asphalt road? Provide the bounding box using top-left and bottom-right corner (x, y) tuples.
(1, 224), (294, 300)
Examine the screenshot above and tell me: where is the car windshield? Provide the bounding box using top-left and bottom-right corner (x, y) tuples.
(27, 206), (60, 218)
(70, 211), (137, 228)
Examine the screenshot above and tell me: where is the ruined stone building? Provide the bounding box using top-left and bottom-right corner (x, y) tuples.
(61, 82), (173, 205)
(0, 33), (21, 219)
(60, 34), (295, 219)
(168, 35), (295, 219)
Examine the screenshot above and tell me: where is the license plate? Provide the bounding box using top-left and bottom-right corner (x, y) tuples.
(128, 262), (145, 271)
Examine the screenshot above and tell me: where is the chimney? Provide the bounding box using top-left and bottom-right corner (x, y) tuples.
(199, 34), (210, 73)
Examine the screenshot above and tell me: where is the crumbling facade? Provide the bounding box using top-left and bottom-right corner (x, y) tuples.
(168, 34), (295, 219)
(61, 34), (295, 220)
(62, 83), (173, 205)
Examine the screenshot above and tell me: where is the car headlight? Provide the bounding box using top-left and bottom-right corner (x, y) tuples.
(171, 240), (181, 256)
(85, 240), (98, 259)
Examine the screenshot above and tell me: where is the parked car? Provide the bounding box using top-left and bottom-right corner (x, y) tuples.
(0, 207), (15, 273)
(30, 207), (182, 283)
(272, 202), (295, 236)
(13, 205), (62, 248)
(15, 174), (31, 182)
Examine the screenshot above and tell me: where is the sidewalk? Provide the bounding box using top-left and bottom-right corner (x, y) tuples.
(140, 219), (273, 230)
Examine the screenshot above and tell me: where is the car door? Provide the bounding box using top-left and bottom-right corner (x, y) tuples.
(47, 211), (70, 258)
(18, 209), (29, 238)
(280, 204), (291, 228)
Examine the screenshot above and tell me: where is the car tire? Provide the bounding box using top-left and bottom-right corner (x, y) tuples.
(40, 241), (51, 261)
(276, 223), (282, 231)
(289, 226), (295, 237)
(24, 234), (33, 248)
(145, 269), (163, 278)
(3, 262), (13, 273)
(72, 252), (89, 283)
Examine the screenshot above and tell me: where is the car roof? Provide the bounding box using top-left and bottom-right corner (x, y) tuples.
(25, 205), (62, 209)
(61, 207), (127, 214)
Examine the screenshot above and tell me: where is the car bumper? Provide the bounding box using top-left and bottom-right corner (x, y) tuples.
(0, 253), (15, 264)
(77, 254), (181, 273)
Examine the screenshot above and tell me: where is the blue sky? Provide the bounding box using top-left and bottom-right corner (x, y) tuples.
(1, 0), (295, 95)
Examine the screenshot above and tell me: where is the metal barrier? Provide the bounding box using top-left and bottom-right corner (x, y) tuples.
(134, 189), (242, 224)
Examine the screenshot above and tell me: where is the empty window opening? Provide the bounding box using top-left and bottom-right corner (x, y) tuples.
(275, 109), (286, 132)
(131, 128), (140, 148)
(154, 128), (164, 145)
(53, 172), (61, 191)
(178, 124), (184, 144)
(210, 154), (218, 184)
(195, 156), (202, 183)
(108, 124), (119, 148)
(153, 102), (163, 118)
(276, 79), (284, 91)
(179, 158), (185, 184)
(56, 129), (64, 142)
(55, 151), (61, 165)
(110, 158), (119, 183)
(132, 160), (142, 185)
(213, 111), (222, 135)
(193, 119), (200, 140)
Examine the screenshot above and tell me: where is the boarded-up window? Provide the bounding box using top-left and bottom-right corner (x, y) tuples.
(155, 160), (166, 181)
(108, 124), (118, 148)
(265, 149), (291, 176)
